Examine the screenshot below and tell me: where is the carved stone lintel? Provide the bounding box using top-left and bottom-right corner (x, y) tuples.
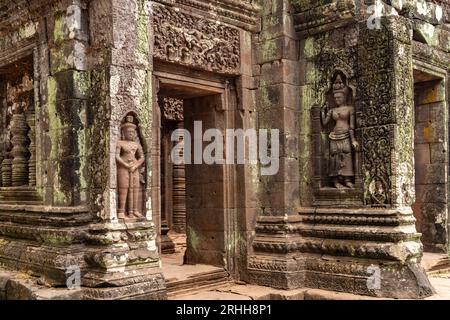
(153, 4), (241, 74)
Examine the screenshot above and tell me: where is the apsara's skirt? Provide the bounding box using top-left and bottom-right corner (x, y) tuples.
(329, 132), (354, 177)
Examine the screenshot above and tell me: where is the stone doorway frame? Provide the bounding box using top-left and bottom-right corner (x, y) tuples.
(152, 64), (240, 277)
(412, 59), (449, 253)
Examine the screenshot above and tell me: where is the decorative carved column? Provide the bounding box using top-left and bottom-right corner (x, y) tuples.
(160, 117), (175, 254)
(26, 113), (36, 187)
(0, 159), (3, 188)
(0, 147), (3, 188)
(10, 113), (30, 187)
(172, 120), (186, 233)
(161, 97), (186, 234)
(1, 157), (12, 187)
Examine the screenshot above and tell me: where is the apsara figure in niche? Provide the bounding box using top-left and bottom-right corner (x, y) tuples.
(321, 73), (359, 189)
(116, 115), (145, 219)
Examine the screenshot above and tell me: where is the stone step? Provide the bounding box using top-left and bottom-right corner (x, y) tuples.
(167, 269), (231, 298)
(0, 187), (42, 203)
(427, 257), (450, 274)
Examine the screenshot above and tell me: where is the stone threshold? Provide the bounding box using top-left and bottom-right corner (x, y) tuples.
(173, 279), (450, 300)
(171, 284), (387, 300)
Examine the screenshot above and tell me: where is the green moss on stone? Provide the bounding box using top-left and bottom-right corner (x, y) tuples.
(41, 235), (74, 246)
(53, 12), (66, 44)
(187, 226), (200, 251)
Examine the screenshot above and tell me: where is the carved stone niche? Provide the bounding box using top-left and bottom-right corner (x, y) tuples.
(312, 70), (363, 207)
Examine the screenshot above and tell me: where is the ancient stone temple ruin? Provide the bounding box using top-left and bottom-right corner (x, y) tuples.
(0, 0), (448, 300)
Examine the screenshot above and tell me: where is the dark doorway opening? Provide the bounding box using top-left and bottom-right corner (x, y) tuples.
(413, 69), (448, 253)
(154, 72), (235, 297)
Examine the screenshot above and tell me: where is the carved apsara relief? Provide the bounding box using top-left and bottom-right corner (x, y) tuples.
(116, 115), (146, 219)
(153, 4), (240, 74)
(320, 71), (359, 189)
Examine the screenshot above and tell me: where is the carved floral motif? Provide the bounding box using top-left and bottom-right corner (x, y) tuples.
(162, 97), (184, 121)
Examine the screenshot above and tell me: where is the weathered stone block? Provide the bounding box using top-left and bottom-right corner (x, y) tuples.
(50, 40), (87, 74)
(187, 208), (225, 232)
(415, 183), (447, 204)
(261, 12), (297, 41)
(51, 71), (89, 101)
(51, 4), (89, 45)
(429, 142), (447, 163)
(413, 20), (441, 47)
(391, 0), (445, 25)
(255, 36), (298, 64)
(185, 247), (224, 267)
(256, 83), (300, 112)
(258, 107), (299, 134)
(261, 60), (301, 85)
(110, 7), (151, 69)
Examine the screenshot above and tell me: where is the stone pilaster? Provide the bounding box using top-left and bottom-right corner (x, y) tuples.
(295, 8), (434, 298)
(81, 0), (166, 299)
(46, 0), (89, 206)
(249, 1), (435, 299)
(248, 0), (305, 289)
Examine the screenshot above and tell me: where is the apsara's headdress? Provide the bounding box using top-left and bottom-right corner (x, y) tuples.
(332, 74), (349, 97)
(121, 115), (137, 131)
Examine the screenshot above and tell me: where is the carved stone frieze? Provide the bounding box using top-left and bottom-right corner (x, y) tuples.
(299, 212), (415, 226)
(291, 0), (356, 35)
(248, 256), (304, 272)
(153, 4), (241, 74)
